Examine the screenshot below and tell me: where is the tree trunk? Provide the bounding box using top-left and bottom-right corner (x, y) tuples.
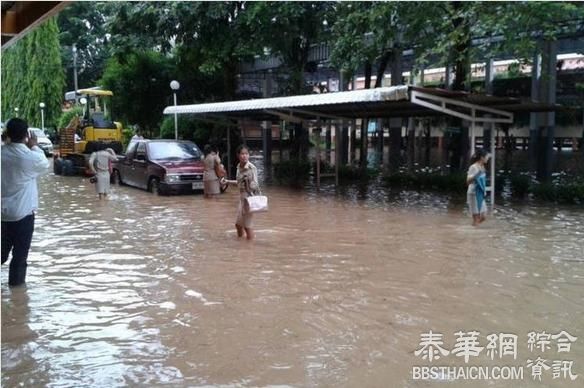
(223, 57), (238, 101)
(374, 50), (392, 88)
(538, 40), (557, 182)
(448, 2), (472, 171)
(388, 48), (403, 172)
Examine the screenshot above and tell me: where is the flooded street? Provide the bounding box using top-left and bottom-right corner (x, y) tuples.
(2, 159), (584, 387)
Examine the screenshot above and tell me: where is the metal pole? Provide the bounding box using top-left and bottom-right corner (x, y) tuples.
(470, 115), (475, 156)
(173, 92), (178, 140)
(316, 135), (321, 189)
(227, 127), (232, 178)
(316, 119), (321, 190)
(41, 108), (45, 130)
(335, 120), (340, 187)
(73, 44), (79, 104)
(491, 124), (496, 210)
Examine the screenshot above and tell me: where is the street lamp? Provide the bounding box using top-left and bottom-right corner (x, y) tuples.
(170, 80), (180, 140)
(72, 44), (79, 104)
(14, 107), (19, 117)
(39, 102), (46, 130)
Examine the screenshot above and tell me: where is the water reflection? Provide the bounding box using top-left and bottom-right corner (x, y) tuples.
(2, 161), (583, 387)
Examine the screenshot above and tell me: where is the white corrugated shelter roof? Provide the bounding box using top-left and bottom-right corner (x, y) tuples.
(163, 85), (557, 122)
(163, 85), (409, 116)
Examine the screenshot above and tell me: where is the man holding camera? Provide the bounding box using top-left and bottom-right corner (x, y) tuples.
(1, 118), (49, 286)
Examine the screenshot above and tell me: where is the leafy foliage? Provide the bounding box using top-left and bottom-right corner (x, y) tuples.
(57, 106), (83, 130)
(1, 18), (65, 129)
(532, 182), (584, 204)
(246, 2), (335, 94)
(330, 2), (439, 79)
(99, 51), (173, 137)
(107, 1), (259, 101)
(57, 2), (116, 90)
(273, 160), (312, 186)
(383, 172), (468, 194)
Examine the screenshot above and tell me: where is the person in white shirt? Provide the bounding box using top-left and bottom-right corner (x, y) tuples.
(89, 148), (117, 200)
(1, 118), (49, 286)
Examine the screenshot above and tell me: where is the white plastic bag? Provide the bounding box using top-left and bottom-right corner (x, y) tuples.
(244, 195), (268, 213)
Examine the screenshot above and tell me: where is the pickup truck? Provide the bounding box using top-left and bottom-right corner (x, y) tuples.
(112, 139), (205, 195)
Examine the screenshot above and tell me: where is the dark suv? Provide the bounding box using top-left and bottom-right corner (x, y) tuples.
(113, 140), (205, 195)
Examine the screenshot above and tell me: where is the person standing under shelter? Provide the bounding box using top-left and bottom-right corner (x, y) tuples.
(203, 144), (223, 198)
(1, 118), (50, 286)
(89, 147), (117, 200)
(466, 149), (490, 226)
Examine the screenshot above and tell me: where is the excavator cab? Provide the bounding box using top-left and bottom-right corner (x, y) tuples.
(65, 88), (124, 154)
(55, 88), (124, 176)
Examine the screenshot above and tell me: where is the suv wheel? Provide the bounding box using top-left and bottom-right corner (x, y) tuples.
(112, 169), (123, 185)
(149, 178), (161, 195)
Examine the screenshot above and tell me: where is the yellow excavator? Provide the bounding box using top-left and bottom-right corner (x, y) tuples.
(54, 88), (124, 175)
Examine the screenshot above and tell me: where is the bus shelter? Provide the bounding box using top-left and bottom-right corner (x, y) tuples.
(164, 85), (557, 209)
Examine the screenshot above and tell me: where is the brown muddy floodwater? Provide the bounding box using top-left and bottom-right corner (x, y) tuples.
(2, 156), (584, 388)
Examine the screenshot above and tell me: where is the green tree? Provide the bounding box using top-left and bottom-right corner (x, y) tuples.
(329, 2), (438, 168)
(1, 18), (65, 129)
(99, 51), (173, 138)
(426, 2), (583, 91)
(107, 1), (259, 102)
(427, 2), (583, 171)
(105, 1), (261, 150)
(57, 2), (117, 90)
(246, 2), (335, 94)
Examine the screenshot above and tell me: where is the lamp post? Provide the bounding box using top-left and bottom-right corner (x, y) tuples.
(14, 107), (19, 117)
(170, 80), (180, 140)
(39, 102), (45, 130)
(72, 44), (79, 104)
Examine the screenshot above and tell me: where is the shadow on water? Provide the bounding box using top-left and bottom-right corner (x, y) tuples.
(2, 156), (583, 387)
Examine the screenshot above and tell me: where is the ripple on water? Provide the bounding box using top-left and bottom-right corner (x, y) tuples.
(2, 171), (583, 387)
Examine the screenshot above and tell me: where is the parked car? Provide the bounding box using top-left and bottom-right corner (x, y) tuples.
(112, 139), (205, 195)
(29, 128), (53, 156)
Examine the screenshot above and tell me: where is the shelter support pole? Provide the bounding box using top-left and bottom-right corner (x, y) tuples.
(341, 122), (349, 165)
(389, 118), (402, 172)
(335, 120), (340, 186)
(470, 115), (476, 156)
(407, 118), (415, 172)
(279, 120), (284, 161)
(262, 121), (272, 168)
(377, 118), (384, 157)
(490, 123), (496, 210)
(227, 127), (232, 178)
(315, 122), (321, 190)
(538, 39), (557, 182)
(350, 120), (356, 163)
(325, 122), (332, 162)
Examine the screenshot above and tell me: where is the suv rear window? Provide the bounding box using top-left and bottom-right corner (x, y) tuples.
(147, 142), (202, 160)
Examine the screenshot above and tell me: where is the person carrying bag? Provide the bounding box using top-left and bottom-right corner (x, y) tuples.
(244, 188), (268, 213)
(222, 144), (266, 240)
